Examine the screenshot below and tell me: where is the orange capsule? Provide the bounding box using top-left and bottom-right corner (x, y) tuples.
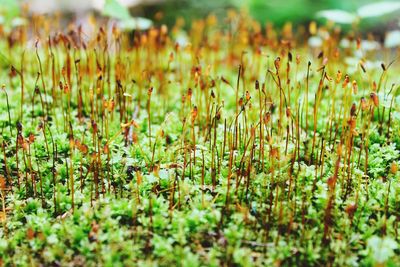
(251, 127), (256, 137)
(69, 137), (75, 149)
(132, 132), (138, 144)
(370, 92), (379, 107)
(136, 171), (142, 185)
(347, 117), (356, 131)
(286, 107), (291, 118)
(103, 144), (109, 154)
(356, 37), (361, 50)
(336, 70), (342, 83)
(245, 91), (251, 101)
(337, 143), (343, 155)
(191, 106), (198, 122)
(270, 147), (279, 159)
(296, 55), (301, 65)
(80, 144), (88, 154)
(131, 120), (139, 128)
(342, 75), (349, 88)
(28, 133), (35, 144)
(274, 57), (281, 71)
(352, 80), (358, 94)
(390, 162), (398, 174)
(64, 84), (70, 94)
(238, 97), (244, 107)
(333, 48), (340, 59)
(360, 97), (368, 111)
(0, 176), (5, 190)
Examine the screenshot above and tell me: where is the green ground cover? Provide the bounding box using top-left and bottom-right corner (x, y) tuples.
(0, 11), (399, 266)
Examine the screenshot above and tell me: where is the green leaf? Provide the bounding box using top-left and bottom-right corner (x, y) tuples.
(102, 0), (131, 21)
(385, 30), (400, 48)
(316, 10), (357, 24)
(118, 17), (153, 31)
(0, 0), (20, 19)
(367, 236), (398, 263)
(358, 1), (400, 18)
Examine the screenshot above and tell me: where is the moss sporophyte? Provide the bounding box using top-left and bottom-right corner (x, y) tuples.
(0, 10), (398, 266)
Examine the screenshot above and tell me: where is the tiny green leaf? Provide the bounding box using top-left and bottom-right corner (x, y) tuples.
(316, 9), (357, 24)
(102, 0), (131, 21)
(358, 1), (400, 18)
(118, 17), (153, 30)
(385, 30), (400, 48)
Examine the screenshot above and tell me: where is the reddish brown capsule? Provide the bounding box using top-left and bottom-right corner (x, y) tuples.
(92, 121), (98, 133)
(80, 144), (88, 154)
(210, 79), (216, 88)
(191, 106), (198, 122)
(296, 55), (301, 65)
(28, 133), (35, 144)
(360, 97), (368, 111)
(345, 203), (357, 218)
(0, 176), (5, 190)
(132, 132), (138, 144)
(64, 84), (69, 94)
(327, 176), (335, 190)
(215, 111), (221, 120)
(239, 97), (244, 107)
(274, 57), (281, 71)
(10, 66), (17, 78)
(360, 61), (366, 73)
(356, 37), (361, 50)
(370, 92), (379, 107)
(263, 112), (271, 125)
(221, 76), (230, 86)
(347, 117), (356, 131)
(286, 107), (291, 118)
(270, 147), (279, 159)
(251, 127), (256, 137)
(148, 87), (153, 96)
(103, 144), (109, 154)
(350, 103), (357, 116)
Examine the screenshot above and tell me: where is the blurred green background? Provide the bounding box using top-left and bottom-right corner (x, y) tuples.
(1, 0), (400, 33)
(143, 0), (400, 31)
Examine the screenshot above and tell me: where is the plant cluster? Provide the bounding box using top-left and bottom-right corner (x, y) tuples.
(0, 10), (399, 266)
